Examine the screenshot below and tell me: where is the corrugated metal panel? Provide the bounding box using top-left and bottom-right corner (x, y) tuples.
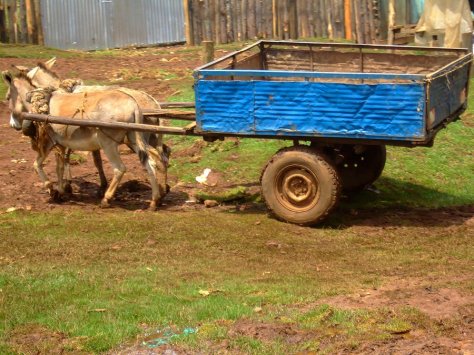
(41, 0), (185, 50)
(428, 61), (470, 129)
(196, 80), (426, 141)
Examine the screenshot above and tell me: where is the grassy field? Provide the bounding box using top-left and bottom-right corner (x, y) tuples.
(0, 44), (473, 354)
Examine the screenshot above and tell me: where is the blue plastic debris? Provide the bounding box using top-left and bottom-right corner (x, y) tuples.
(142, 327), (198, 349)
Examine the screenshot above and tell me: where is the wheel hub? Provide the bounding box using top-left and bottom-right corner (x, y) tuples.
(277, 167), (320, 212)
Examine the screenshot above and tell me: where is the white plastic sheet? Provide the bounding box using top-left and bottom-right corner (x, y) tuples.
(416, 0), (473, 48)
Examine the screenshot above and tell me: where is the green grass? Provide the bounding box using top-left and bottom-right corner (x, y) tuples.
(0, 209), (471, 353)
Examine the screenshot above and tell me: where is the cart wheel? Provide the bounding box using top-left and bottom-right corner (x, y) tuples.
(260, 146), (341, 226)
(332, 145), (386, 193)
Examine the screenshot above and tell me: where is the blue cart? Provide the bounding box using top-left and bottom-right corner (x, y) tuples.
(22, 40), (472, 225)
(191, 40), (472, 225)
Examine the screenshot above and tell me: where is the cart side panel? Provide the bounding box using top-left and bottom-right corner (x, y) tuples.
(195, 81), (255, 134)
(428, 61), (470, 129)
(196, 80), (426, 141)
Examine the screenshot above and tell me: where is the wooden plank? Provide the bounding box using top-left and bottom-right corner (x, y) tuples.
(184, 122), (197, 131)
(142, 110), (197, 121)
(158, 102), (196, 109)
(21, 113), (194, 135)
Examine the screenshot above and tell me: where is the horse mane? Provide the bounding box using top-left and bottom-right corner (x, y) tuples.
(14, 71), (34, 86)
(37, 62), (60, 79)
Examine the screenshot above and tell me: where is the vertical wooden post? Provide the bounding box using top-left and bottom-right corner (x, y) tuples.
(272, 0), (277, 38)
(240, 0), (247, 41)
(0, 1), (6, 43)
(25, 0), (36, 43)
(203, 0), (212, 41)
(344, 0), (352, 40)
(353, 0), (362, 44)
(18, 0), (27, 43)
(367, 0), (376, 44)
(247, 0), (256, 39)
(183, 0), (194, 45)
(33, 0), (43, 44)
(202, 40), (215, 64)
(6, 0), (16, 43)
(362, 0), (370, 43)
(387, 0), (395, 45)
(299, 0), (308, 39)
(225, 0), (233, 43)
(288, 0), (297, 39)
(325, 0), (333, 40)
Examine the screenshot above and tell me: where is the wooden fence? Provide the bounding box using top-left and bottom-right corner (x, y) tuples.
(0, 0), (43, 45)
(184, 0), (382, 45)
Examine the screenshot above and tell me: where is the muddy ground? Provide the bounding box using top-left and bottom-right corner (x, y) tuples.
(1, 47), (473, 354)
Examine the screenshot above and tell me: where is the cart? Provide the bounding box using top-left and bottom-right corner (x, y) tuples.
(23, 40), (473, 225)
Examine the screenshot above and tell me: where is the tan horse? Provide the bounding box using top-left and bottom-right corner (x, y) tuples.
(3, 70), (168, 209)
(20, 59), (167, 193)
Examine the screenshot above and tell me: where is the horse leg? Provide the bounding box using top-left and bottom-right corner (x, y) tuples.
(63, 148), (73, 194)
(145, 147), (168, 210)
(99, 142), (126, 208)
(32, 142), (57, 199)
(92, 150), (108, 197)
(55, 147), (67, 198)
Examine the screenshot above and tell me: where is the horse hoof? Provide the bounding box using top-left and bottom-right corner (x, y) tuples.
(49, 189), (62, 203)
(64, 183), (73, 194)
(100, 199), (111, 209)
(166, 184), (171, 194)
(149, 201), (158, 211)
(96, 189), (106, 198)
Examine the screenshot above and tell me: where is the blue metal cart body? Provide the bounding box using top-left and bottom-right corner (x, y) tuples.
(194, 41), (472, 146)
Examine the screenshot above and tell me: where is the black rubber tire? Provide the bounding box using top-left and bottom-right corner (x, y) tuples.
(260, 146), (341, 226)
(331, 145), (386, 193)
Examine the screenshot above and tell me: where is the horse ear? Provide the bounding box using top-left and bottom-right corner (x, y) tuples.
(12, 65), (29, 72)
(1, 70), (12, 85)
(44, 57), (57, 70)
(27, 66), (39, 80)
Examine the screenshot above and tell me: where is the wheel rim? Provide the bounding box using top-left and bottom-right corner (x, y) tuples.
(275, 165), (320, 212)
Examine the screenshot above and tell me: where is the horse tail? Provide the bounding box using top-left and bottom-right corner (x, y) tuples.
(134, 106), (149, 167)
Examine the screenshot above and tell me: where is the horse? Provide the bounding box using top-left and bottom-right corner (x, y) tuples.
(3, 70), (168, 209)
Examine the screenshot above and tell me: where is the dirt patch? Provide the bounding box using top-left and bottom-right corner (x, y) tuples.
(8, 324), (87, 354)
(228, 319), (309, 344)
(318, 277), (474, 321)
(355, 335), (474, 355)
(171, 140), (206, 159)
